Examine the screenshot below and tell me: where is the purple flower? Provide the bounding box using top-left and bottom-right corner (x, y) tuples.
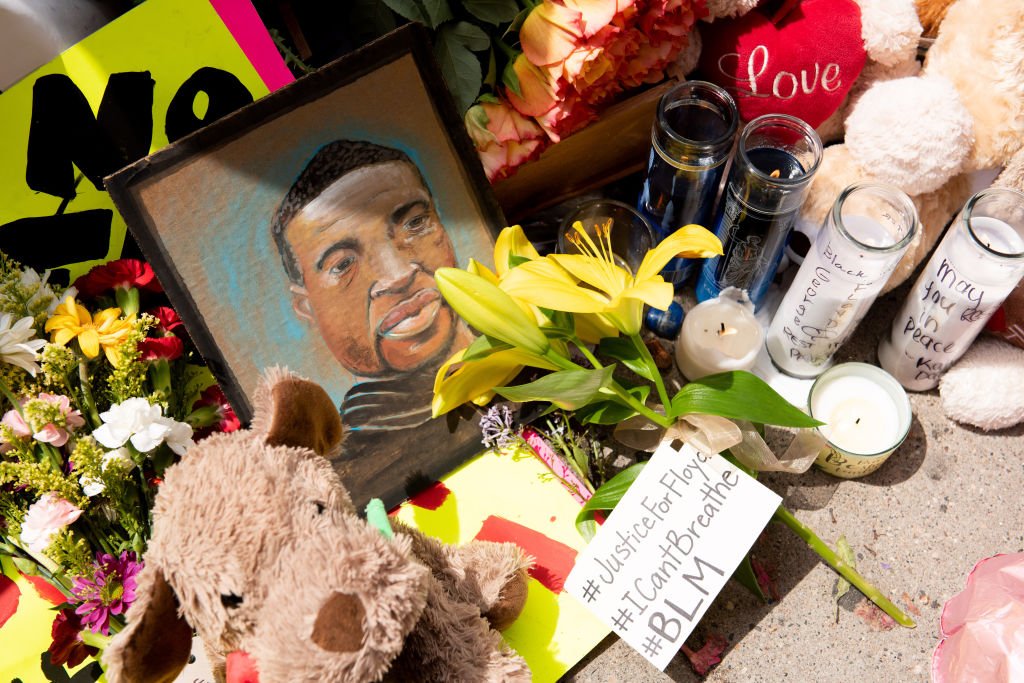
(71, 551), (142, 635)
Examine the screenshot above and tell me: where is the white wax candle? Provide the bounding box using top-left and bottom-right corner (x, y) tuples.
(676, 287), (764, 380)
(879, 213), (1024, 390)
(812, 376), (900, 454)
(768, 213), (908, 377)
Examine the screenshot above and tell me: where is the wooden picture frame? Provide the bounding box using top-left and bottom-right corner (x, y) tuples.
(107, 24), (505, 509)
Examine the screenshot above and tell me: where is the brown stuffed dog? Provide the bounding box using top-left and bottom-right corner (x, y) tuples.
(103, 368), (532, 682)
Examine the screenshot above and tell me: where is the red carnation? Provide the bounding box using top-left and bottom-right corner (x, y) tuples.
(138, 336), (184, 361)
(193, 385), (241, 437)
(48, 608), (98, 668)
(148, 306), (183, 333)
(74, 259), (162, 298)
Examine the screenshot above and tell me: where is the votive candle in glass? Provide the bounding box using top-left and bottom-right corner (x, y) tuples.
(637, 81), (738, 287)
(558, 199), (656, 272)
(696, 114), (823, 308)
(878, 188), (1024, 390)
(809, 363), (913, 478)
(766, 183), (918, 377)
(675, 287), (764, 380)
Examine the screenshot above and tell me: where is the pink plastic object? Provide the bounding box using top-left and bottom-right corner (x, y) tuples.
(521, 428), (592, 505)
(932, 553), (1024, 682)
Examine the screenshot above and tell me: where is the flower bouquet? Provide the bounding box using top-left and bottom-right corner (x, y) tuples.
(0, 256), (237, 670)
(432, 221), (915, 627)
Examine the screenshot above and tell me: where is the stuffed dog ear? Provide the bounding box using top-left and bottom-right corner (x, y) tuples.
(251, 367), (344, 459)
(104, 566), (193, 683)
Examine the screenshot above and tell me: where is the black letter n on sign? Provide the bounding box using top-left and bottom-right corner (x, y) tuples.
(25, 72), (155, 198)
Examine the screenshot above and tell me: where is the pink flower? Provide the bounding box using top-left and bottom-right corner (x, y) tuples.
(933, 553), (1024, 682)
(505, 54), (563, 118)
(520, 1), (586, 67)
(534, 94), (597, 143)
(1, 409), (31, 440)
(31, 394), (86, 448)
(466, 99), (549, 182)
(72, 551), (142, 635)
(20, 494), (82, 554)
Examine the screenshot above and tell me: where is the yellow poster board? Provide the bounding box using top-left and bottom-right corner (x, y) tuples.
(394, 450), (610, 682)
(0, 0), (290, 286)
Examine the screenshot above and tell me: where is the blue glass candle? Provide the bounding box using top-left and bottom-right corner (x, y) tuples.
(696, 114), (822, 308)
(637, 81), (738, 288)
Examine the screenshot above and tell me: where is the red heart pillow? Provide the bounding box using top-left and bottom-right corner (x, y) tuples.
(697, 0), (866, 128)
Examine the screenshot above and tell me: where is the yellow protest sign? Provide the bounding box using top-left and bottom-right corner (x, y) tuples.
(0, 0), (290, 285)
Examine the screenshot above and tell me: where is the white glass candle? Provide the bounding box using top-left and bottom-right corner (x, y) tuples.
(879, 189), (1024, 390)
(675, 287), (764, 380)
(767, 183), (917, 378)
(809, 363), (913, 478)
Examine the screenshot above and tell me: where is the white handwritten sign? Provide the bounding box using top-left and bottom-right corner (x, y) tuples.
(565, 442), (781, 670)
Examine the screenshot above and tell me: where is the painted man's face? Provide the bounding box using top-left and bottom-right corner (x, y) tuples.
(286, 161), (458, 377)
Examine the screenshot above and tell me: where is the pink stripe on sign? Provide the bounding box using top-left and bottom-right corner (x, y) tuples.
(209, 0), (294, 91)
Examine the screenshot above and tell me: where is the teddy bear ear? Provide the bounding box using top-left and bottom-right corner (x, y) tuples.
(103, 566), (194, 683)
(250, 366), (344, 459)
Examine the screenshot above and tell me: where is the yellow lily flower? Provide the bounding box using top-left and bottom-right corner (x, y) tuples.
(503, 222), (722, 335)
(435, 268), (550, 356)
(432, 346), (560, 417)
(44, 297), (136, 366)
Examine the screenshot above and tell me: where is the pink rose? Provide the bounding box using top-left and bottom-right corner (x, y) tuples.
(31, 394), (85, 448)
(505, 55), (563, 118)
(20, 494), (82, 554)
(520, 1), (585, 67)
(535, 94), (597, 143)
(466, 99), (548, 182)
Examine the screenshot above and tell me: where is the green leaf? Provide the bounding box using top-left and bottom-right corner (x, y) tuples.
(346, 0), (398, 43)
(575, 463), (646, 540)
(463, 0), (520, 24)
(834, 535), (856, 609)
(504, 6), (531, 36)
(496, 365), (614, 410)
(422, 0), (454, 27)
(182, 364), (217, 413)
(378, 0), (429, 24)
(434, 24), (486, 114)
(732, 555), (768, 602)
(576, 385), (650, 425)
(508, 254), (532, 268)
(484, 47), (497, 87)
(598, 337), (656, 382)
(502, 57), (522, 97)
(671, 371), (823, 428)
(462, 334), (513, 361)
(444, 20), (490, 51)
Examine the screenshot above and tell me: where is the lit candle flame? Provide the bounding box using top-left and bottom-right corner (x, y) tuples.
(717, 322), (738, 337)
(770, 169), (781, 178)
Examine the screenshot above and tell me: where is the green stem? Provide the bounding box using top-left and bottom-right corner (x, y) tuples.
(773, 506), (915, 628)
(570, 336), (603, 369)
(78, 361), (101, 429)
(630, 333), (671, 413)
(494, 38), (518, 59)
(80, 629), (114, 649)
(609, 384), (673, 429)
(0, 377), (23, 415)
(543, 349), (585, 372)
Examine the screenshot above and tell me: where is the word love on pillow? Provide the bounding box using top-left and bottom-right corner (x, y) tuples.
(698, 0), (866, 128)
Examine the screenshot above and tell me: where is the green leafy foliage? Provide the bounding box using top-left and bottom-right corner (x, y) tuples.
(379, 0), (453, 27)
(575, 385), (650, 425)
(496, 365), (615, 410)
(574, 463), (646, 540)
(463, 0), (520, 25)
(671, 371), (823, 428)
(598, 337), (656, 382)
(434, 21), (491, 118)
(462, 334), (513, 361)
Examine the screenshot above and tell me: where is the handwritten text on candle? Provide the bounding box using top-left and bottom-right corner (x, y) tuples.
(900, 258), (989, 381)
(777, 240), (877, 368)
(565, 444), (780, 670)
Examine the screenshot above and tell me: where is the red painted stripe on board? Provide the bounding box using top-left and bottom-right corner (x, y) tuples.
(475, 516), (577, 594)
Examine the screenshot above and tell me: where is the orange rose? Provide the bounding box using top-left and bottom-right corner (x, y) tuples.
(520, 1), (585, 67)
(466, 99), (548, 182)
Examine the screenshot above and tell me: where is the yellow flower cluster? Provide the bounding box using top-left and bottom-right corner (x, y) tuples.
(44, 297), (136, 367)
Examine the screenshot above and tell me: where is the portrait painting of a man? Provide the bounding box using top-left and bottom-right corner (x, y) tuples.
(108, 29), (503, 508)
(272, 139), (479, 478)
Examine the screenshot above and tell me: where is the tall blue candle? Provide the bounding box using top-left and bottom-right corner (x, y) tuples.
(696, 114), (823, 308)
(637, 81), (737, 288)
